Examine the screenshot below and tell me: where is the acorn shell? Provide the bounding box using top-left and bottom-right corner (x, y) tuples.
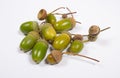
(89, 25), (100, 36)
(51, 50), (62, 64)
(37, 9), (47, 20)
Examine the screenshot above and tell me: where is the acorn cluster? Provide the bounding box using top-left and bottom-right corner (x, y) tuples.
(19, 7), (110, 65)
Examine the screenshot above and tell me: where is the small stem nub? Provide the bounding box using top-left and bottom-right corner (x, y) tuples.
(63, 52), (100, 62)
(100, 27), (111, 32)
(50, 7), (65, 14)
(82, 35), (88, 36)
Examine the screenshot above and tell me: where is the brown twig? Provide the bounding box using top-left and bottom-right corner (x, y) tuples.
(54, 12), (77, 15)
(63, 52), (100, 62)
(75, 21), (81, 24)
(100, 27), (111, 32)
(66, 7), (74, 18)
(50, 7), (65, 14)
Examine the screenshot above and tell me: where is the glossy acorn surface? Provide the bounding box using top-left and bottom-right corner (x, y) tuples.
(54, 18), (72, 32)
(68, 40), (84, 53)
(46, 14), (56, 25)
(20, 31), (40, 52)
(41, 23), (56, 42)
(52, 33), (71, 51)
(32, 40), (48, 64)
(46, 54), (56, 65)
(20, 21), (39, 35)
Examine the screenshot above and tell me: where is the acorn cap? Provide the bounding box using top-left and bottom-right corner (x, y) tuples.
(39, 23), (52, 32)
(69, 17), (76, 28)
(51, 50), (62, 64)
(61, 31), (72, 40)
(89, 25), (100, 36)
(37, 9), (47, 20)
(28, 31), (40, 40)
(72, 34), (83, 41)
(62, 14), (68, 18)
(32, 21), (39, 32)
(88, 35), (98, 41)
(37, 39), (48, 47)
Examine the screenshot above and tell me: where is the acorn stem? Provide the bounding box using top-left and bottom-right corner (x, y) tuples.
(72, 27), (110, 36)
(66, 12), (77, 15)
(54, 12), (77, 15)
(50, 7), (65, 14)
(100, 27), (110, 32)
(66, 7), (74, 18)
(71, 34), (87, 36)
(76, 21), (81, 24)
(82, 35), (88, 36)
(63, 52), (100, 62)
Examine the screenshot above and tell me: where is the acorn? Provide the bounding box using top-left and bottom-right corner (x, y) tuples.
(37, 9), (47, 20)
(88, 25), (110, 41)
(45, 50), (62, 65)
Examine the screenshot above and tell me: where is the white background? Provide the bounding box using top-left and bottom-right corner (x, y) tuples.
(0, 0), (120, 78)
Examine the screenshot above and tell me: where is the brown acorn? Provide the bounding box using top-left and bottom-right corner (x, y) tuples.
(89, 25), (100, 35)
(45, 50), (62, 65)
(88, 25), (110, 41)
(88, 25), (100, 41)
(37, 9), (47, 20)
(37, 7), (65, 20)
